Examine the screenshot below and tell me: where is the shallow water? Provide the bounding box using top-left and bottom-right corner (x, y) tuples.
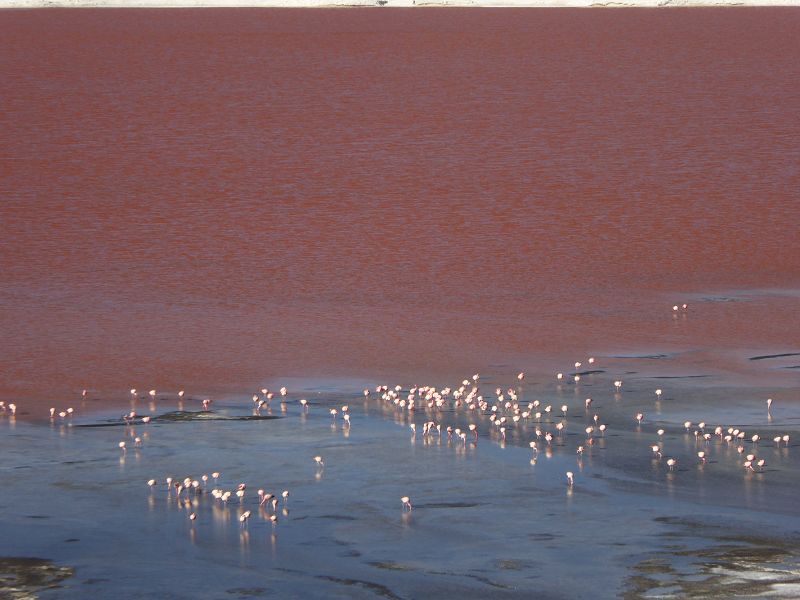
(2, 370), (799, 598)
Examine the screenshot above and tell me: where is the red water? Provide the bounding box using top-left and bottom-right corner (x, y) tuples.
(2, 8), (799, 407)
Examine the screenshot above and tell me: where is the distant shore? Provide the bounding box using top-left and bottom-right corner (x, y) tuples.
(3, 0), (800, 7)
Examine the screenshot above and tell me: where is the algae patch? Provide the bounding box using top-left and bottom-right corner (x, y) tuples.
(316, 575), (405, 600)
(0, 557), (74, 599)
(368, 560), (416, 572)
(624, 518), (800, 599)
(76, 410), (281, 428)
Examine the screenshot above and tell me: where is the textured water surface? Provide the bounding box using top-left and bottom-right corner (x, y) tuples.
(1, 9), (800, 404)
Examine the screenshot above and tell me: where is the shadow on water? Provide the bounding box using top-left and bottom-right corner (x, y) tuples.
(414, 502), (482, 509)
(749, 353), (800, 361)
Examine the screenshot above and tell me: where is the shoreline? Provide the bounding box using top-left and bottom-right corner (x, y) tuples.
(4, 352), (797, 424)
(6, 332), (799, 422)
(3, 0), (800, 7)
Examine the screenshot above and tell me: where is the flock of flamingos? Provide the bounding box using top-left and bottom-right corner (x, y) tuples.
(0, 302), (792, 535)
